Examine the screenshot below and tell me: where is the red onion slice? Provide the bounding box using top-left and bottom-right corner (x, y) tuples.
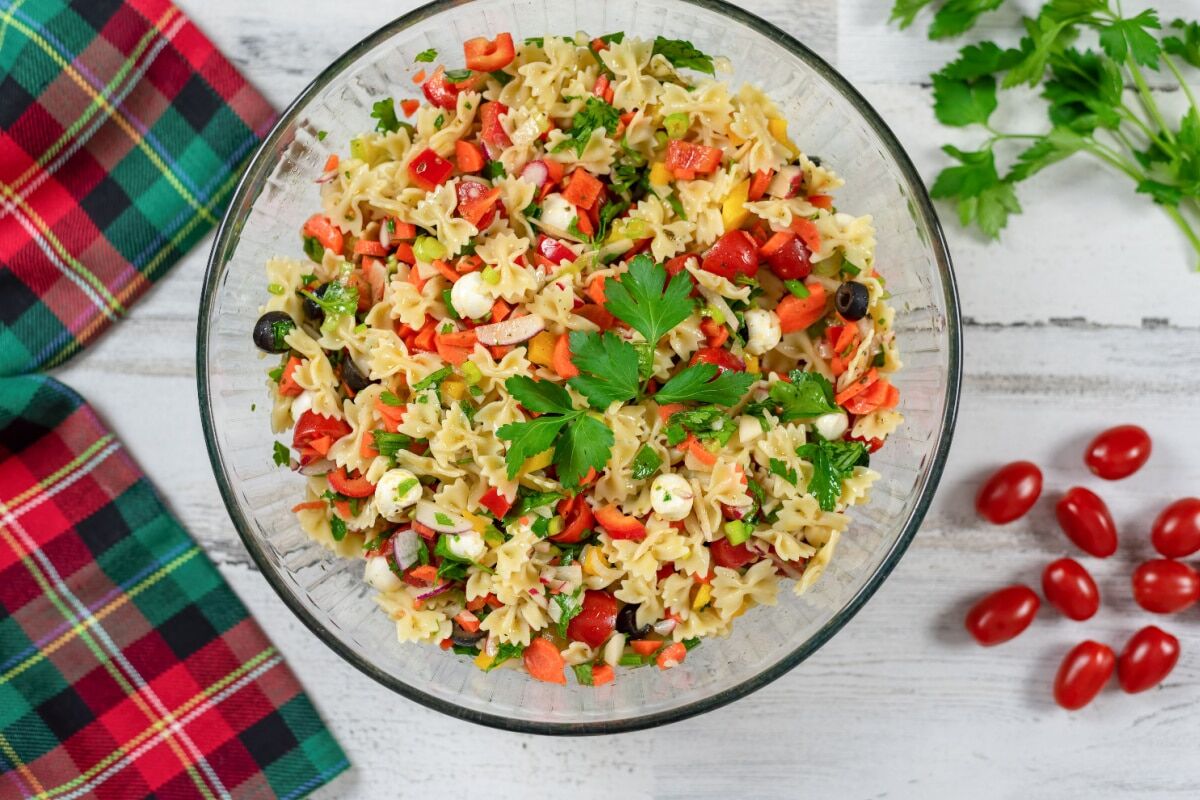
(297, 458), (334, 476)
(392, 529), (420, 571)
(416, 582), (453, 601)
(414, 501), (472, 533)
(520, 160), (550, 187)
(473, 314), (545, 345)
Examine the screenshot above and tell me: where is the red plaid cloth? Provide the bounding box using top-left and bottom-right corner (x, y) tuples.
(0, 1), (349, 797)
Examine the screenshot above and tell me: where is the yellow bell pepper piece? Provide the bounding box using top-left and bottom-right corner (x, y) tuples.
(722, 179), (751, 231)
(462, 509), (488, 534)
(526, 331), (557, 367)
(649, 161), (672, 187)
(474, 653), (494, 671)
(728, 130), (746, 146)
(768, 117), (799, 158)
(744, 354), (760, 374)
(582, 545), (609, 577)
(441, 376), (467, 401)
(692, 584), (713, 611)
(521, 449), (554, 475)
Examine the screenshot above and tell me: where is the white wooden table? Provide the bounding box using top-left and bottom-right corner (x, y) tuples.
(54, 1), (1200, 797)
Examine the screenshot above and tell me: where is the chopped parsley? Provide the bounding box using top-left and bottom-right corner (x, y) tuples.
(572, 663), (594, 685)
(302, 236), (325, 263)
(651, 36), (715, 75)
(330, 515), (347, 541)
(769, 457), (798, 486)
(415, 48), (437, 62)
(379, 390), (404, 406)
(496, 376), (613, 488)
(412, 366), (452, 392)
(444, 68), (473, 82)
(553, 587), (584, 638)
(486, 641), (526, 671)
(272, 441), (290, 467)
(797, 439), (869, 511)
(370, 98), (402, 133)
(301, 281), (357, 318)
(484, 160), (507, 179)
(316, 130), (328, 141)
(630, 445), (663, 480)
(553, 96), (621, 156)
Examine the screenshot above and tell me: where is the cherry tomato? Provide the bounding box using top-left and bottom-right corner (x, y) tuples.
(690, 346), (745, 374)
(566, 590), (617, 648)
(1151, 498), (1200, 558)
(455, 180), (499, 229)
(1131, 559), (1200, 614)
(292, 410), (352, 465)
(964, 585), (1040, 646)
(700, 230), (758, 280)
(975, 461), (1043, 524)
(1085, 424), (1151, 480)
(1054, 640), (1115, 710)
(1041, 558), (1100, 621)
(1117, 625), (1180, 694)
(421, 66), (461, 110)
(1055, 487), (1118, 557)
(762, 233), (812, 281)
(710, 538), (756, 569)
(551, 495), (593, 544)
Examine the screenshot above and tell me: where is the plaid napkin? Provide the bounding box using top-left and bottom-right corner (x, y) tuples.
(0, 1), (349, 797)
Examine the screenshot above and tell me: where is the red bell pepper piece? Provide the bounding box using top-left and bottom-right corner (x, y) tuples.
(408, 148), (453, 190)
(665, 139), (723, 177)
(479, 487), (513, 518)
(479, 101), (512, 156)
(455, 181), (502, 228)
(594, 505), (646, 541)
(463, 32), (516, 72)
(537, 234), (576, 265)
(422, 66), (460, 110)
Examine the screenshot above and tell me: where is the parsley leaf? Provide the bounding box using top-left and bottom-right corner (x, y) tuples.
(655, 363), (756, 406)
(932, 72), (997, 127)
(330, 515), (347, 541)
(765, 371), (840, 421)
(651, 36), (715, 75)
(630, 445), (663, 480)
(553, 587), (584, 638)
(486, 642), (526, 671)
(1165, 19), (1200, 68)
(505, 375), (575, 414)
(769, 457), (798, 486)
(566, 331), (640, 409)
(553, 96), (620, 156)
(496, 415), (570, 477)
(272, 441), (290, 466)
(555, 414), (613, 488)
(1098, 9), (1162, 69)
(301, 282), (358, 318)
(370, 98), (401, 133)
(797, 439), (869, 512)
(603, 254), (694, 346)
(415, 48), (437, 62)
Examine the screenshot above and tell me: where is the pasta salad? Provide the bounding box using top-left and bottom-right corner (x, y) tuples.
(252, 31), (903, 685)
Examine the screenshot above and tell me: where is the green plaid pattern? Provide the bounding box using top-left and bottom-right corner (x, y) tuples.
(0, 2), (350, 797)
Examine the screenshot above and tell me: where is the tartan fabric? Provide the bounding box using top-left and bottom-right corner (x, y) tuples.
(0, 375), (350, 799)
(0, 2), (350, 798)
(0, 0), (274, 374)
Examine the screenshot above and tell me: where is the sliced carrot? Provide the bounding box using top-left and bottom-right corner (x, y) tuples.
(360, 430), (380, 459)
(353, 239), (389, 257)
(406, 564), (439, 586)
(291, 501), (326, 513)
(844, 376), (890, 416)
(776, 283), (828, 333)
(278, 356), (304, 396)
(412, 521), (438, 539)
(491, 299), (511, 322)
(453, 610), (481, 633)
(412, 69), (427, 84)
(374, 399), (406, 433)
(586, 275), (608, 306)
(808, 194), (834, 210)
(455, 139), (485, 173)
(333, 499), (351, 519)
(407, 263), (426, 291)
(458, 187), (502, 227)
(831, 324), (858, 356)
(394, 221), (417, 239)
(436, 340), (473, 365)
(542, 158), (565, 187)
(683, 435), (717, 466)
(790, 217), (822, 253)
(399, 98), (420, 117)
(591, 664), (615, 686)
(437, 329), (478, 348)
(466, 595), (489, 612)
(432, 258), (460, 283)
(412, 322), (437, 352)
(523, 638), (567, 684)
(553, 333), (579, 379)
(322, 154), (339, 173)
(303, 214), (343, 254)
(656, 402), (685, 423)
(656, 642), (687, 670)
(759, 230), (795, 258)
(439, 638), (453, 650)
(574, 303), (619, 330)
(748, 168), (773, 201)
(699, 316), (728, 348)
(881, 381), (901, 409)
(394, 241), (416, 265)
(835, 368), (879, 406)
(562, 169), (604, 210)
(573, 207), (594, 238)
(630, 639), (661, 657)
(489, 344), (511, 360)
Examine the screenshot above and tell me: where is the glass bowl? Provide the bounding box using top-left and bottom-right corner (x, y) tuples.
(198, 0), (960, 734)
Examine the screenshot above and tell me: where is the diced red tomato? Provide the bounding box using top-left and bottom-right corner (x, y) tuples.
(327, 466), (376, 498)
(455, 139), (485, 173)
(278, 355), (304, 397)
(656, 642), (687, 670)
(303, 214), (343, 254)
(701, 230), (758, 280)
(552, 495), (594, 543)
(422, 66), (460, 110)
(463, 32), (516, 72)
(292, 411), (351, 466)
(408, 148), (453, 190)
(665, 254), (695, 277)
(690, 346), (745, 374)
(479, 487), (512, 518)
(759, 231), (812, 281)
(595, 505), (646, 541)
(479, 101), (512, 156)
(566, 590), (618, 648)
(710, 538), (756, 569)
(665, 139), (723, 177)
(562, 169), (604, 210)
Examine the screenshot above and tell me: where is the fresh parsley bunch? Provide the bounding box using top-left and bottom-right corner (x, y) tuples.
(893, 1), (1200, 267)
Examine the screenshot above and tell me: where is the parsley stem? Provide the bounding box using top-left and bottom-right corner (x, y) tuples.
(1081, 141), (1142, 182)
(1127, 59), (1176, 147)
(1162, 205), (1200, 271)
(1162, 53), (1200, 121)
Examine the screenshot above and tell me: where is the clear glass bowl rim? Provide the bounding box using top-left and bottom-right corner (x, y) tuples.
(197, 0), (962, 736)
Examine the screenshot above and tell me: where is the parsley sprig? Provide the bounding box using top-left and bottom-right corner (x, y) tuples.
(496, 376), (614, 488)
(553, 96), (621, 156)
(894, 1), (1200, 266)
(797, 439), (869, 512)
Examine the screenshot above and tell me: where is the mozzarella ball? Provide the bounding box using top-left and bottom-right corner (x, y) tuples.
(374, 468), (423, 521)
(444, 532), (486, 562)
(363, 555), (403, 593)
(813, 411), (849, 441)
(450, 270), (492, 320)
(651, 473), (695, 521)
(744, 308), (782, 355)
(539, 192), (577, 233)
(290, 390), (314, 423)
